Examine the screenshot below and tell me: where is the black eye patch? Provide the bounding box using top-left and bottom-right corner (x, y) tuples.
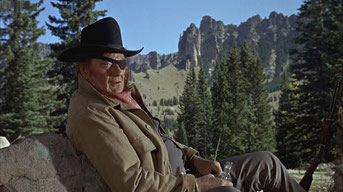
(92, 56), (127, 70)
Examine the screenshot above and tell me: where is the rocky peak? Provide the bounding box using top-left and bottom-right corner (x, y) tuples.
(238, 15), (262, 44)
(147, 51), (161, 70)
(245, 15), (262, 25)
(269, 11), (285, 24)
(127, 51), (180, 73)
(199, 16), (225, 34)
(178, 23), (201, 68)
(126, 12), (298, 90)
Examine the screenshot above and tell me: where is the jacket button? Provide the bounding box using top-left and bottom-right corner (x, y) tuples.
(145, 124), (151, 130)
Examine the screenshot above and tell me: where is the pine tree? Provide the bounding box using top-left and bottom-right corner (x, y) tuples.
(239, 42), (261, 152)
(274, 74), (303, 168)
(177, 65), (201, 149)
(225, 44), (251, 156)
(240, 42), (275, 152)
(195, 65), (213, 158)
(46, 0), (106, 131)
(176, 122), (188, 146)
(287, 0), (342, 164)
(211, 57), (230, 160)
(0, 0), (65, 141)
(211, 44), (250, 159)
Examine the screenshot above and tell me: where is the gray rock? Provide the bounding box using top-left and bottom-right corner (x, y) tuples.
(127, 51), (180, 73)
(178, 23), (202, 68)
(0, 132), (110, 192)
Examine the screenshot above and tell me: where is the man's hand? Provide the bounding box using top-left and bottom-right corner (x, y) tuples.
(192, 155), (223, 176)
(195, 174), (233, 192)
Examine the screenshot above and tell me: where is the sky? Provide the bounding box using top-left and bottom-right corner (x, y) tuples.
(37, 0), (304, 55)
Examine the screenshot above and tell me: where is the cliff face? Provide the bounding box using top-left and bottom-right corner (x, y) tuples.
(33, 12), (298, 90)
(127, 12), (298, 87)
(178, 23), (201, 69)
(126, 52), (179, 72)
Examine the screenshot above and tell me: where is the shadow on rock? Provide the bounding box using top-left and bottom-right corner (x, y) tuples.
(0, 132), (110, 192)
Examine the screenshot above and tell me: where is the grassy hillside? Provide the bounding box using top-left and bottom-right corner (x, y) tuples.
(132, 65), (281, 120)
(132, 65), (188, 120)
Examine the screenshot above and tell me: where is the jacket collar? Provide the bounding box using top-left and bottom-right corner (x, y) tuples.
(78, 75), (152, 113)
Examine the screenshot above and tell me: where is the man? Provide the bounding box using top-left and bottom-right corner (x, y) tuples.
(58, 17), (306, 192)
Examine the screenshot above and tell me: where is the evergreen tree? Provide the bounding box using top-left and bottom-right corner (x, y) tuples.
(195, 65), (213, 158)
(0, 0), (65, 141)
(225, 44), (251, 156)
(211, 44), (249, 159)
(240, 43), (276, 152)
(274, 74), (303, 168)
(46, 0), (106, 131)
(287, 0), (342, 164)
(239, 42), (260, 152)
(211, 57), (230, 160)
(274, 0), (343, 168)
(328, 1), (343, 189)
(176, 122), (188, 146)
(173, 96), (178, 105)
(177, 65), (201, 149)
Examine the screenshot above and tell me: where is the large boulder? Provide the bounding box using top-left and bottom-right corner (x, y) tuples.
(0, 132), (110, 192)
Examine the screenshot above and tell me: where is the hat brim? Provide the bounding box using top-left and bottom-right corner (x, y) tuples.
(57, 44), (144, 62)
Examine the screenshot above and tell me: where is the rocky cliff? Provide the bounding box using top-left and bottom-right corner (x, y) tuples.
(127, 12), (298, 90)
(35, 12), (299, 91)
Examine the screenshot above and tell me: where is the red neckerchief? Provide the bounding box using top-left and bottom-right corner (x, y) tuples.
(104, 90), (141, 109)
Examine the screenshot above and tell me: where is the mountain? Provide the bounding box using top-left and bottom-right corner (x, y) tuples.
(29, 11), (298, 112)
(127, 12), (299, 91)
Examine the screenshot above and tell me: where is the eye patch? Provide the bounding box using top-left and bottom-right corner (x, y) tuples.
(92, 56), (127, 70)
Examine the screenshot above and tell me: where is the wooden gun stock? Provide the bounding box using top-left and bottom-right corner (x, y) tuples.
(299, 114), (331, 191)
(299, 79), (342, 191)
(299, 160), (320, 191)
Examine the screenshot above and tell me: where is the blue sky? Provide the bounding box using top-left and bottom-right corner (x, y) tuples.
(37, 0), (304, 55)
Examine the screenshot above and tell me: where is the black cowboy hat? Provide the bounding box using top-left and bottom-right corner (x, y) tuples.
(58, 17), (143, 62)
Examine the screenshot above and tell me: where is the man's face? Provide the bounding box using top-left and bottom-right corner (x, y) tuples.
(79, 53), (126, 95)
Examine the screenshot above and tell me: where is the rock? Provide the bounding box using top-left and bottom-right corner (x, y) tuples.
(118, 13), (299, 88)
(127, 51), (180, 73)
(238, 15), (262, 44)
(0, 136), (10, 149)
(0, 132), (110, 192)
(178, 23), (202, 68)
(199, 16), (226, 34)
(147, 51), (161, 70)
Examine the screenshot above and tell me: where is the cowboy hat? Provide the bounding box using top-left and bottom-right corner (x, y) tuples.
(58, 17), (143, 62)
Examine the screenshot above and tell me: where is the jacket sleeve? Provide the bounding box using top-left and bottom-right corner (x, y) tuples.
(158, 123), (200, 164)
(173, 140), (200, 164)
(68, 107), (196, 192)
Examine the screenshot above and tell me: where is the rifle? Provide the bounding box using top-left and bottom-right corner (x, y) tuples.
(299, 78), (343, 191)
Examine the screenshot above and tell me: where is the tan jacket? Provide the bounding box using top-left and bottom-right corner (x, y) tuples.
(66, 75), (198, 192)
